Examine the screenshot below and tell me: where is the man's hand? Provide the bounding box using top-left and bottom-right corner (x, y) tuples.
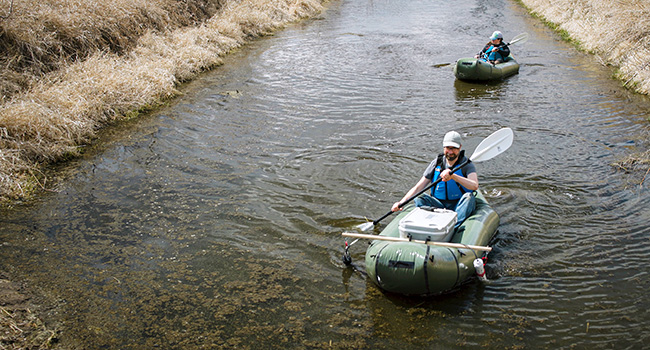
(440, 169), (453, 182)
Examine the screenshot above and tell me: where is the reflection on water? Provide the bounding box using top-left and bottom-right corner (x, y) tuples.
(453, 78), (512, 101)
(2, 0), (650, 348)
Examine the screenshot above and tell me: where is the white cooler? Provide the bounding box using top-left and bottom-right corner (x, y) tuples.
(398, 208), (457, 242)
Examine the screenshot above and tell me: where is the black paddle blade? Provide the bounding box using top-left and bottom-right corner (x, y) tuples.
(343, 252), (352, 265)
(343, 240), (352, 265)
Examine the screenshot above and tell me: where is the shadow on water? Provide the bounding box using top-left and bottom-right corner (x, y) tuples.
(2, 0), (650, 348)
(453, 78), (513, 101)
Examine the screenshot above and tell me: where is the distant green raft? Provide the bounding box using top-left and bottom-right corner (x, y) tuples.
(453, 56), (519, 81)
(364, 190), (499, 296)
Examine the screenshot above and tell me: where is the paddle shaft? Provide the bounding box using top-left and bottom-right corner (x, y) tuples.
(371, 158), (470, 225)
(481, 32), (528, 59)
(357, 127), (513, 233)
(342, 232), (492, 252)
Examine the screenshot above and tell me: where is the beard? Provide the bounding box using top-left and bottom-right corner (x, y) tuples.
(445, 152), (458, 162)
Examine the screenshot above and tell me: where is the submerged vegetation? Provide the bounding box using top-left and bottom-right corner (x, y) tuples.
(0, 0), (649, 347)
(1, 274), (58, 348)
(613, 148), (650, 187)
(0, 0), (326, 204)
(1, 0), (326, 345)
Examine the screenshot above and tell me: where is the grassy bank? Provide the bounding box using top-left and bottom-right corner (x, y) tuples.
(519, 0), (650, 178)
(0, 0), (326, 205)
(2, 1), (326, 346)
(519, 0), (650, 95)
(2, 0), (649, 203)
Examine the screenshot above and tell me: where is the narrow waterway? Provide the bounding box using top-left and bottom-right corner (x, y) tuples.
(2, 0), (650, 348)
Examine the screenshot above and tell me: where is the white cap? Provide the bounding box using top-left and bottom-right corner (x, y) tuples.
(443, 131), (462, 148)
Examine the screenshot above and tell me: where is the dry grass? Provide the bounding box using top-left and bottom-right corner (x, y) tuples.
(1, 305), (58, 349)
(520, 0), (650, 94)
(0, 0), (326, 203)
(613, 148), (650, 186)
(1, 276), (59, 349)
(0, 0), (225, 103)
(519, 0), (650, 176)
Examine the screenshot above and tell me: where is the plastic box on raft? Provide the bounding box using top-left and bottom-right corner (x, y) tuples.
(398, 207), (457, 242)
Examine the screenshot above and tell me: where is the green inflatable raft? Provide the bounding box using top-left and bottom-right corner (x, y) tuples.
(364, 190), (499, 296)
(453, 56), (519, 82)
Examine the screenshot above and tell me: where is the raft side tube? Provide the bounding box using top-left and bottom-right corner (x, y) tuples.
(366, 240), (462, 296)
(364, 191), (500, 295)
(453, 57), (519, 81)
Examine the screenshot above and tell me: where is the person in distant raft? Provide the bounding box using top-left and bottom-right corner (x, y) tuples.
(475, 31), (510, 64)
(391, 131), (478, 228)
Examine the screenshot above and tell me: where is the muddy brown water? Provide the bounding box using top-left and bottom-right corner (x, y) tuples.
(2, 0), (650, 348)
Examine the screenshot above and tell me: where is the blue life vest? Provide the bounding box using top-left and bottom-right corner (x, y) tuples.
(431, 155), (470, 201)
(483, 45), (505, 62)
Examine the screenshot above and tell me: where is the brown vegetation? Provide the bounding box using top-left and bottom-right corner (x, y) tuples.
(0, 0), (225, 104)
(0, 0), (326, 204)
(519, 0), (650, 94)
(0, 1), (649, 202)
(519, 0), (650, 177)
(613, 148), (650, 187)
(1, 275), (58, 348)
(2, 0), (326, 347)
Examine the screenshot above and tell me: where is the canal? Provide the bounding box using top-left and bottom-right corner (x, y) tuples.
(2, 0), (650, 348)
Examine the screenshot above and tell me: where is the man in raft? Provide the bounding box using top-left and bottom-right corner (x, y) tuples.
(475, 30), (510, 64)
(391, 131), (478, 228)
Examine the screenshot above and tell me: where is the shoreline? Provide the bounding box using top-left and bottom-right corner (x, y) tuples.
(517, 0), (650, 174)
(0, 0), (328, 206)
(519, 0), (650, 95)
(1, 0), (649, 347)
(1, 0), (649, 205)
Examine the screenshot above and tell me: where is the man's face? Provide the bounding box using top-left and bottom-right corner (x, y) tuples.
(444, 146), (460, 162)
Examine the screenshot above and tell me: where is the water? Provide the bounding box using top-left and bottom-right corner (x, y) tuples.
(2, 0), (650, 348)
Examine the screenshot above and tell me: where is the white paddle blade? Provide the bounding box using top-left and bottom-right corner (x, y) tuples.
(356, 221), (375, 232)
(509, 32), (529, 45)
(469, 128), (514, 163)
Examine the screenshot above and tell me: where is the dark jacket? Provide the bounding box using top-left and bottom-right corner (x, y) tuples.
(478, 41), (510, 60)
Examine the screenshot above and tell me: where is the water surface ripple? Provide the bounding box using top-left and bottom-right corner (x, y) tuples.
(2, 0), (650, 348)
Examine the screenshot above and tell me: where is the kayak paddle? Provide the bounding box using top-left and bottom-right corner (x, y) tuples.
(506, 32), (529, 46)
(481, 32), (529, 61)
(356, 127), (514, 232)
